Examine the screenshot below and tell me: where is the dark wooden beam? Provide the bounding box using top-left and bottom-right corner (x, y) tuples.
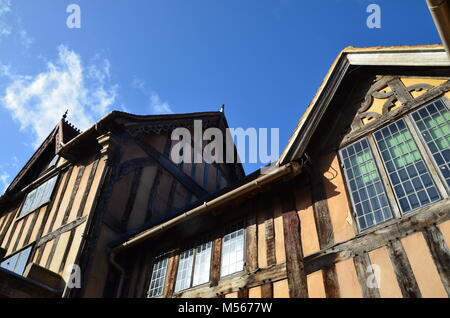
(58, 229), (76, 273)
(12, 215), (28, 253)
(121, 167), (143, 229)
(263, 198), (276, 267)
(0, 209), (15, 246)
(260, 283), (273, 298)
(322, 266), (340, 298)
(386, 239), (421, 298)
(62, 166), (85, 226)
(46, 167), (74, 236)
(23, 205), (41, 246)
(164, 251), (180, 297)
(353, 253), (380, 298)
(310, 166), (335, 249)
(237, 288), (249, 298)
(76, 160), (100, 218)
(423, 225), (450, 297)
(36, 216), (87, 247)
(281, 190), (308, 298)
(245, 209), (258, 272)
(131, 134), (209, 200)
(210, 235), (223, 287)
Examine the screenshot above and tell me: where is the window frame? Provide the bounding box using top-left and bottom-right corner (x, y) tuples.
(372, 118), (443, 215)
(220, 222), (246, 278)
(0, 244), (33, 276)
(409, 98), (450, 192)
(173, 240), (213, 293)
(17, 174), (59, 219)
(339, 96), (450, 234)
(147, 253), (170, 298)
(339, 137), (396, 232)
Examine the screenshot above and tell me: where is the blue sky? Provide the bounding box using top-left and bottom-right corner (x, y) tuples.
(0, 0), (442, 192)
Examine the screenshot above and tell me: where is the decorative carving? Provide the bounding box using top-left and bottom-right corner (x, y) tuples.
(405, 83), (434, 95)
(126, 118), (220, 137)
(97, 133), (119, 162)
(357, 76), (448, 126)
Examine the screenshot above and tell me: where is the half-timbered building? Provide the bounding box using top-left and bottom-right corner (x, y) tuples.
(1, 44), (450, 298)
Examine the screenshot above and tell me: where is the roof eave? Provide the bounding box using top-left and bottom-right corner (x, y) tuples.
(278, 45), (450, 166)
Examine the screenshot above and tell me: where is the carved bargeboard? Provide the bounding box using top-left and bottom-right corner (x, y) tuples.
(355, 76), (450, 126)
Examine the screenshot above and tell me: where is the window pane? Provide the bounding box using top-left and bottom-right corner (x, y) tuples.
(0, 253), (19, 272)
(0, 246), (32, 275)
(19, 175), (58, 217)
(411, 99), (450, 188)
(340, 138), (394, 231)
(41, 175), (58, 203)
(14, 246), (32, 275)
(192, 241), (212, 287)
(174, 249), (194, 292)
(21, 189), (36, 217)
(220, 226), (245, 277)
(374, 119), (441, 214)
(48, 155), (59, 169)
(147, 256), (169, 298)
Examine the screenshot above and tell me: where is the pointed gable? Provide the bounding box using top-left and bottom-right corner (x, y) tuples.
(5, 118), (81, 194)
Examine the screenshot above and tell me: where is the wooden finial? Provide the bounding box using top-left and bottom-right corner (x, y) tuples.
(220, 104), (225, 113)
(62, 109), (69, 121)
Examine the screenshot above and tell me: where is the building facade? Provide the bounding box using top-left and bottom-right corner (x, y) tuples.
(0, 45), (450, 298)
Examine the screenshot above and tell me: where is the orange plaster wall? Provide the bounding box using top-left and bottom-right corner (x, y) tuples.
(368, 246), (402, 298)
(273, 279), (289, 298)
(335, 258), (362, 298)
(321, 153), (355, 244)
(294, 185), (320, 256)
(307, 270), (326, 298)
(401, 233), (447, 298)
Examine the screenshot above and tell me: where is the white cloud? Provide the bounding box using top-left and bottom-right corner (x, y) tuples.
(150, 93), (173, 114)
(131, 76), (173, 114)
(0, 0), (11, 16)
(0, 1), (33, 47)
(1, 45), (118, 147)
(18, 29), (33, 48)
(0, 171), (10, 193)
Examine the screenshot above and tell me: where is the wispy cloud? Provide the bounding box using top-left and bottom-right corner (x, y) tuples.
(1, 45), (118, 147)
(0, 0), (11, 37)
(0, 170), (10, 193)
(0, 0), (33, 47)
(0, 0), (11, 16)
(131, 77), (173, 114)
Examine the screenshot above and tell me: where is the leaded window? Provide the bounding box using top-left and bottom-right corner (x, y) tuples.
(0, 245), (32, 275)
(147, 256), (169, 298)
(374, 119), (441, 213)
(411, 99), (450, 188)
(174, 241), (213, 292)
(220, 225), (245, 277)
(20, 175), (58, 217)
(340, 138), (394, 230)
(340, 97), (449, 232)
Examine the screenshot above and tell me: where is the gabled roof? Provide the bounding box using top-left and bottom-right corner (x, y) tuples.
(58, 110), (243, 180)
(278, 44), (450, 165)
(59, 110), (232, 161)
(4, 117), (81, 195)
(111, 44), (450, 251)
